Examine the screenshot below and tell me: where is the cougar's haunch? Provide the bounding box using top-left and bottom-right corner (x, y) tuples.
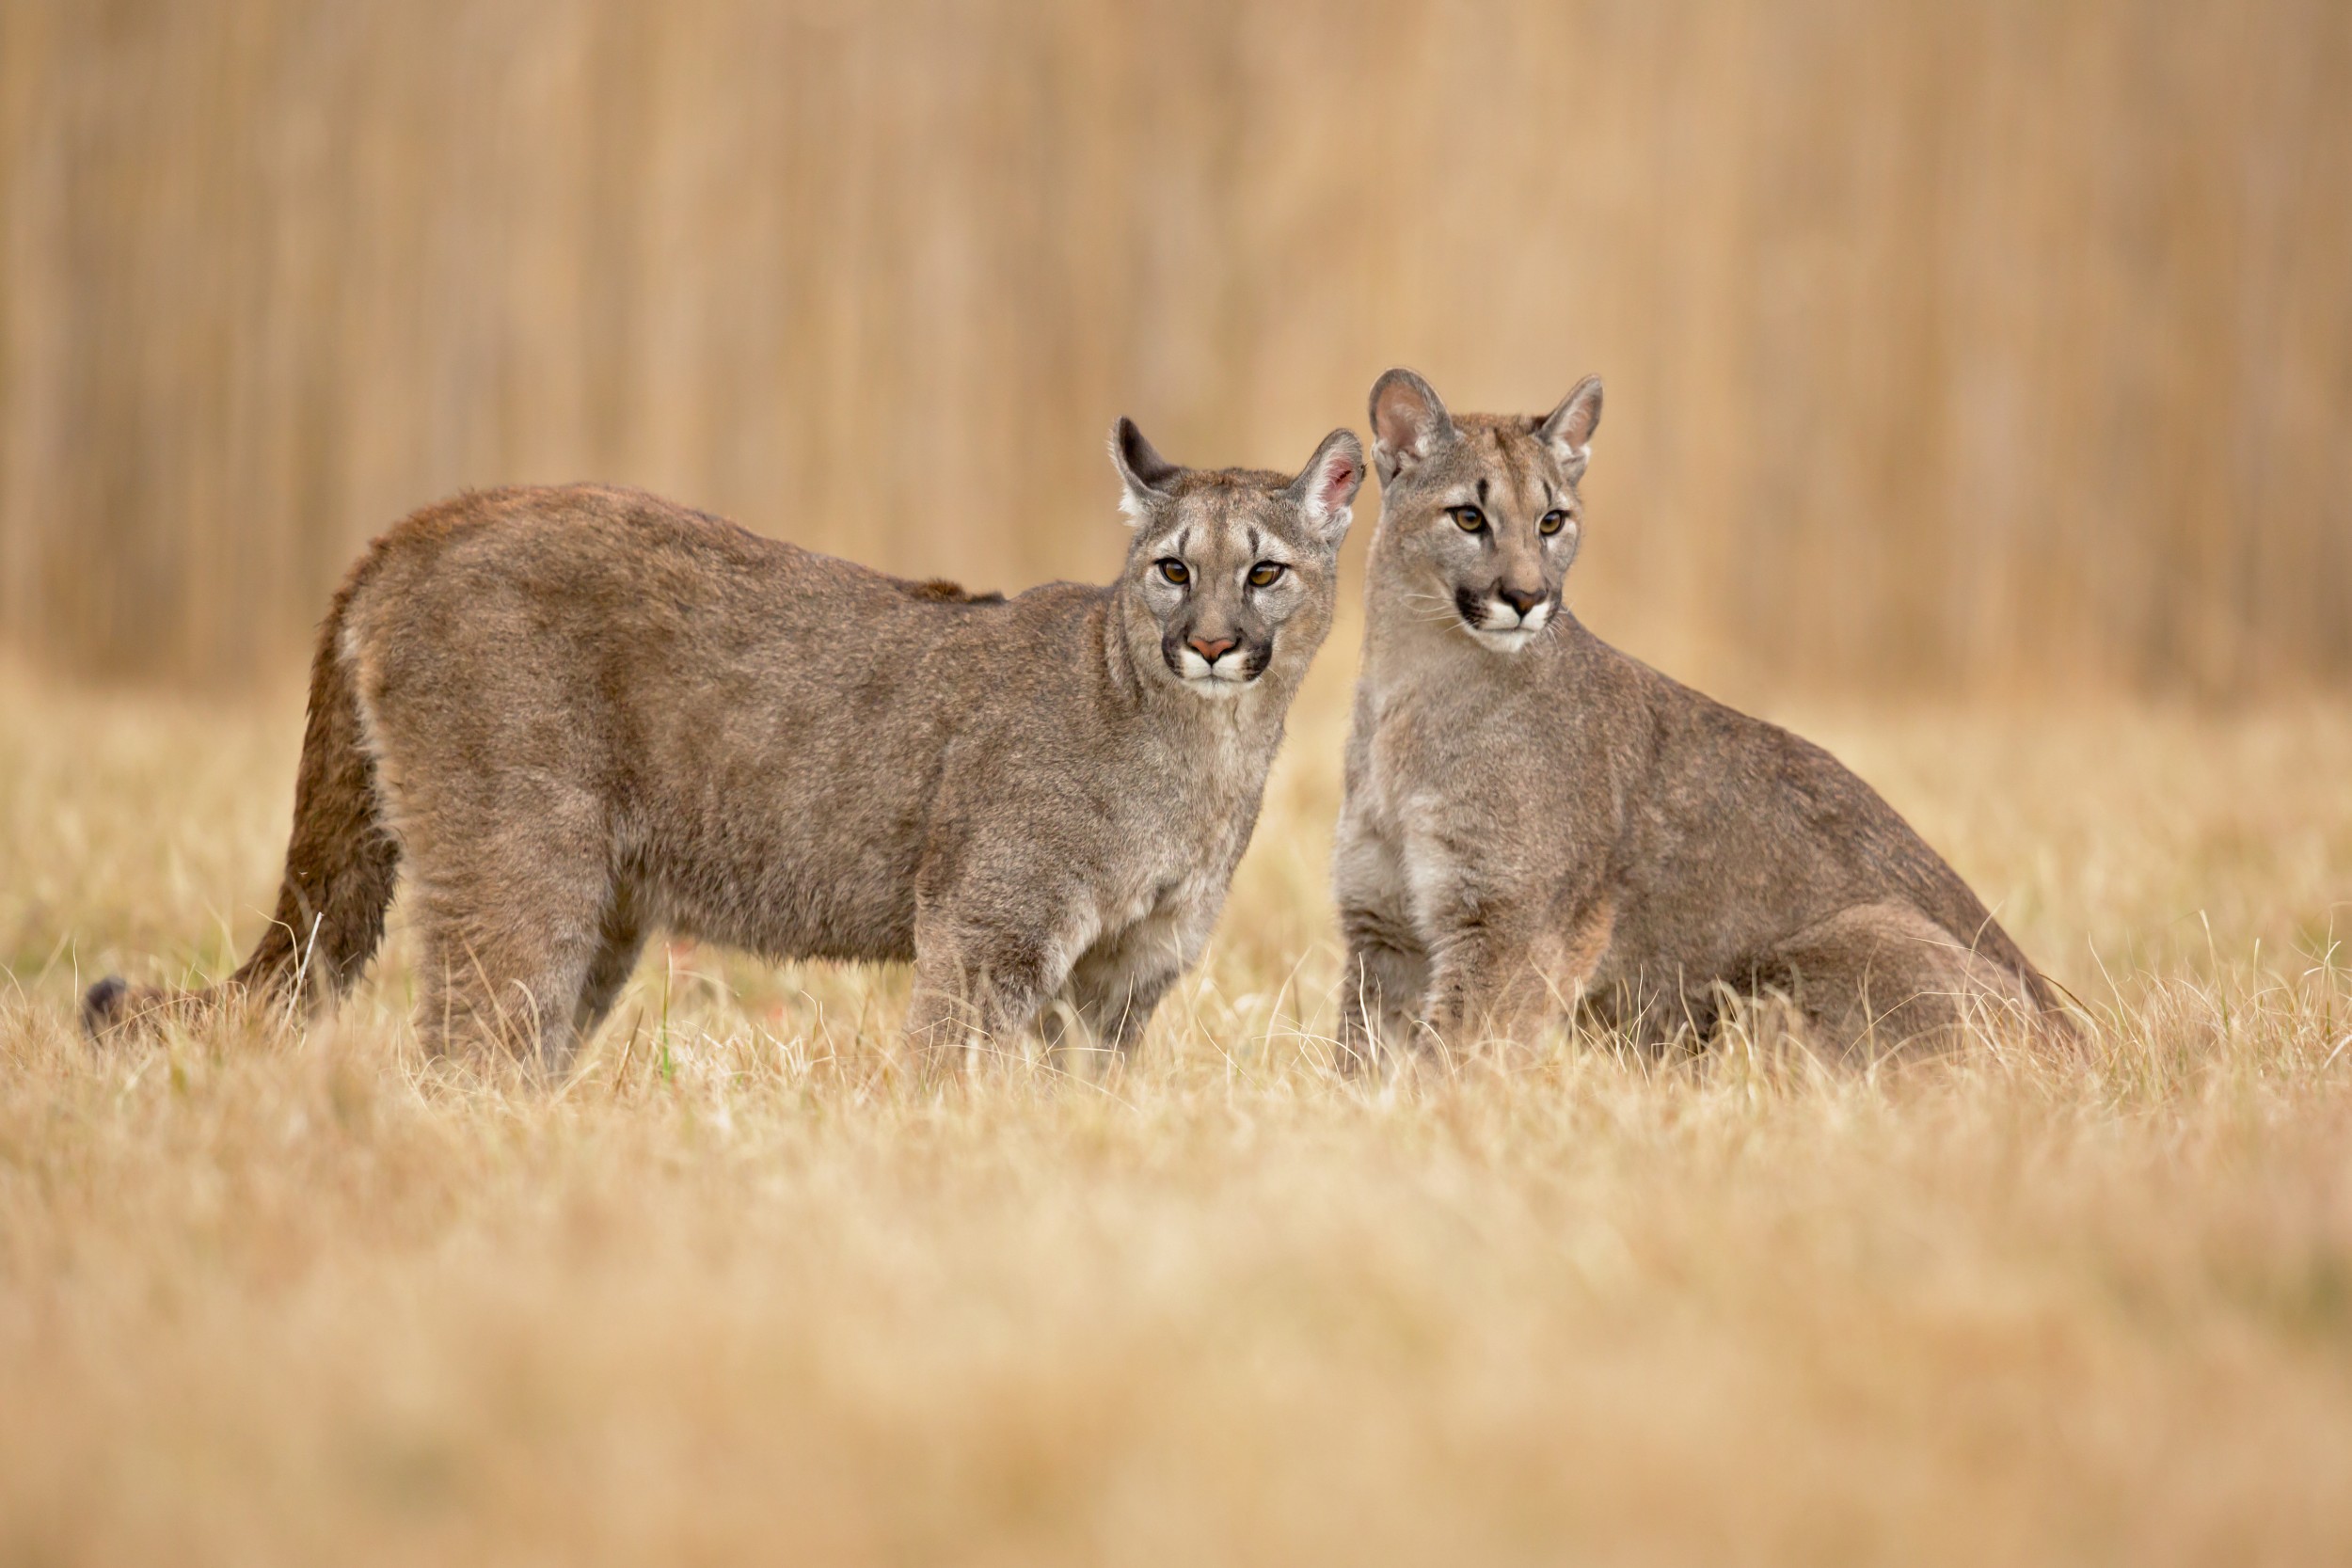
(87, 423), (1363, 1073)
(1335, 368), (2073, 1069)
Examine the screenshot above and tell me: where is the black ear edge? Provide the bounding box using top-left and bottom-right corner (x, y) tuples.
(1110, 417), (1182, 493)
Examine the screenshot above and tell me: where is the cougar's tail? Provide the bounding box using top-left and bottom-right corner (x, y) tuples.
(83, 581), (399, 1039)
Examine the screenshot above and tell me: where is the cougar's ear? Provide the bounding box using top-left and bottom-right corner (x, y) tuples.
(1368, 368), (1455, 486)
(1109, 418), (1183, 524)
(1287, 428), (1366, 547)
(1537, 375), (1603, 483)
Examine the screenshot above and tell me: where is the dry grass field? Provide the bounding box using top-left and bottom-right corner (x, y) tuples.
(6, 4), (2346, 1561)
(5, 639), (2351, 1564)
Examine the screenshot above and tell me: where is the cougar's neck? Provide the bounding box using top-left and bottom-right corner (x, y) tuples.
(1357, 550), (1458, 694)
(1098, 582), (1152, 708)
(1100, 579), (1299, 756)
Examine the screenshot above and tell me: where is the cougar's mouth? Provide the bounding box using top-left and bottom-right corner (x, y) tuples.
(1454, 587), (1555, 650)
(1168, 643), (1268, 694)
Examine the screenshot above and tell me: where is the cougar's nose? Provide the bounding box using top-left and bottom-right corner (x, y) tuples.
(1188, 634), (1237, 661)
(1497, 586), (1546, 617)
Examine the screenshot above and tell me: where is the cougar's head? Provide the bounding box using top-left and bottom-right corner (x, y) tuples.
(1366, 368), (1603, 655)
(1107, 419), (1363, 698)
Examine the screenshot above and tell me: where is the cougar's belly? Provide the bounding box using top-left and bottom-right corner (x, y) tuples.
(625, 661), (946, 966)
(644, 816), (923, 965)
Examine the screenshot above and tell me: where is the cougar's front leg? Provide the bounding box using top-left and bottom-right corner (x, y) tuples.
(1336, 906), (1428, 1075)
(1419, 896), (1614, 1062)
(1047, 955), (1181, 1066)
(1418, 925), (1534, 1062)
(1050, 885), (1224, 1065)
(905, 900), (1089, 1076)
(1332, 820), (1426, 1073)
(402, 778), (614, 1075)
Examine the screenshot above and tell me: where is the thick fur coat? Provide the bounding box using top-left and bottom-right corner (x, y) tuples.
(1334, 369), (2070, 1065)
(87, 423), (1364, 1071)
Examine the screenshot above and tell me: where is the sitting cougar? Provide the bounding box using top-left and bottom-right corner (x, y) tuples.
(1333, 368), (2070, 1068)
(86, 422), (1365, 1071)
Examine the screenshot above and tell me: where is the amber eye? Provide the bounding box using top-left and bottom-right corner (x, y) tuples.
(1539, 509), (1570, 535)
(1247, 562), (1287, 589)
(1450, 506), (1486, 532)
(1157, 559), (1190, 585)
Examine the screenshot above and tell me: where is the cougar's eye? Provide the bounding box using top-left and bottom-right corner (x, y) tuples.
(1449, 506), (1486, 533)
(1540, 509), (1570, 535)
(1157, 559), (1190, 586)
(1247, 562), (1286, 589)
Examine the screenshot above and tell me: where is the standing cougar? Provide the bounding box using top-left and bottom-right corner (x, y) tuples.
(85, 422), (1365, 1072)
(1333, 368), (2070, 1068)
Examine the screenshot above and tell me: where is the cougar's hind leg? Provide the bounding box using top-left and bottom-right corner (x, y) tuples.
(412, 882), (606, 1073)
(1758, 900), (2041, 1064)
(401, 789), (615, 1076)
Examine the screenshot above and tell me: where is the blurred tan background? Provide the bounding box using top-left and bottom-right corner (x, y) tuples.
(2, 0), (2345, 696)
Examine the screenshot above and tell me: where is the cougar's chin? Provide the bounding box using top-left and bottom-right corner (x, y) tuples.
(1468, 625), (1541, 654)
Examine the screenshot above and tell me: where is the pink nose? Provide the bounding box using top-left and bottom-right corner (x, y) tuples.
(1188, 635), (1237, 661)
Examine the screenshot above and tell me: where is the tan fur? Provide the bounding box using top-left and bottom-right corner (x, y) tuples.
(86, 422), (1364, 1074)
(1335, 369), (2072, 1069)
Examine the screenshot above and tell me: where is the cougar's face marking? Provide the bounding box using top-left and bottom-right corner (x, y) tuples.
(1367, 369), (1600, 658)
(1394, 425), (1580, 654)
(1133, 487), (1315, 697)
(1109, 420), (1363, 701)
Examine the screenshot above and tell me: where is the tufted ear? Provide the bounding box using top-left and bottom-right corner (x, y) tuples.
(1287, 428), (1366, 547)
(1368, 368), (1455, 486)
(1109, 418), (1184, 524)
(1536, 374), (1603, 483)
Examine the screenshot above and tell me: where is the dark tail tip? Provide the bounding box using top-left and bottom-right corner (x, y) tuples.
(81, 975), (131, 1040)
